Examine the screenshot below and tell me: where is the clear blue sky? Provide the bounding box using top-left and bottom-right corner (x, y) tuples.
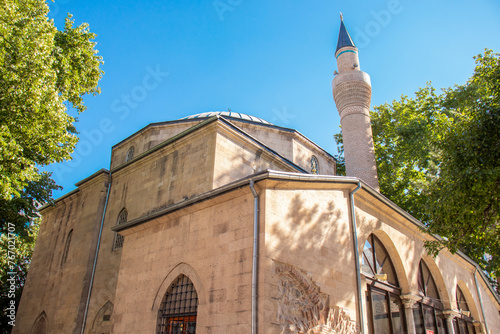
(43, 0), (500, 199)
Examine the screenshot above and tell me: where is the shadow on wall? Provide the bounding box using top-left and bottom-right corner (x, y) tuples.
(269, 192), (353, 292)
(268, 191), (364, 332)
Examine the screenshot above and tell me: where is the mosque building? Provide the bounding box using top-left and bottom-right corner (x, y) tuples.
(14, 17), (500, 334)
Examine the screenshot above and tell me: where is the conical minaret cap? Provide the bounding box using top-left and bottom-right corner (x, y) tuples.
(336, 13), (355, 52)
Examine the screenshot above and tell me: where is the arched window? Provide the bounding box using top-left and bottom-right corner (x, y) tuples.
(92, 301), (113, 333)
(413, 260), (447, 334)
(310, 155), (319, 174)
(61, 230), (73, 266)
(113, 208), (128, 250)
(361, 234), (406, 334)
(31, 312), (47, 334)
(157, 274), (198, 334)
(125, 146), (135, 162)
(454, 286), (476, 334)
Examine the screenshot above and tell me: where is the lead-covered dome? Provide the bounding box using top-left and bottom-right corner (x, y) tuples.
(181, 111), (272, 125)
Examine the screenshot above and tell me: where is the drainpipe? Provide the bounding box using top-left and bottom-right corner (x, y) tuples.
(249, 180), (259, 334)
(349, 182), (365, 334)
(473, 267), (490, 334)
(81, 178), (112, 334)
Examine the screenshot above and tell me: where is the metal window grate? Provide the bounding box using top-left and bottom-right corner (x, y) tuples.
(113, 209), (128, 250)
(118, 209), (128, 224)
(114, 234), (124, 249)
(126, 146), (135, 162)
(157, 275), (198, 334)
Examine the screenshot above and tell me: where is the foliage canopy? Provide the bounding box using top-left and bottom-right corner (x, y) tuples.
(0, 0), (103, 201)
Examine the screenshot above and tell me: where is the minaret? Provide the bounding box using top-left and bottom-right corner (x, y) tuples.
(332, 14), (379, 190)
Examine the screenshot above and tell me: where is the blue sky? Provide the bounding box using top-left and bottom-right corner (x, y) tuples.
(43, 0), (500, 198)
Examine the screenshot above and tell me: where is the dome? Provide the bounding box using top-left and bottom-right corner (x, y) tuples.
(181, 111), (272, 125)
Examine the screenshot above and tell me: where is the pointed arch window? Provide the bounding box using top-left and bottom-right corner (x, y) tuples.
(413, 260), (447, 334)
(362, 234), (406, 334)
(61, 230), (73, 266)
(125, 146), (135, 162)
(32, 312), (47, 334)
(157, 274), (198, 334)
(456, 286), (469, 313)
(310, 155), (319, 174)
(453, 286), (476, 334)
(92, 301), (114, 333)
(113, 208), (128, 250)
(361, 234), (398, 285)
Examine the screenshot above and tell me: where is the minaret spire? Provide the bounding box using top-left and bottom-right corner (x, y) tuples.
(332, 16), (379, 190)
(336, 13), (355, 53)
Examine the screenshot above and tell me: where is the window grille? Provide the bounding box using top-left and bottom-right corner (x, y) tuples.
(61, 230), (73, 266)
(113, 209), (128, 250)
(126, 146), (135, 162)
(157, 275), (198, 334)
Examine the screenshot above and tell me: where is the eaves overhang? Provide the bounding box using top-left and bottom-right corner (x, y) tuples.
(38, 168), (110, 212)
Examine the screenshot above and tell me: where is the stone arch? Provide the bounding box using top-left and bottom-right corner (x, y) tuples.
(420, 255), (452, 309)
(152, 262), (206, 311)
(92, 300), (114, 334)
(31, 311), (47, 334)
(456, 280), (481, 320)
(369, 229), (410, 294)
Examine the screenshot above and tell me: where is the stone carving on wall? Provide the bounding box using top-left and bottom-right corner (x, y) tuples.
(274, 261), (359, 334)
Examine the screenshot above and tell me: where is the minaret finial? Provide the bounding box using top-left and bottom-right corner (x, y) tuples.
(336, 15), (355, 53)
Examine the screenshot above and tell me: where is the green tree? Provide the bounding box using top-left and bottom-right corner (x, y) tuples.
(334, 50), (500, 282)
(370, 84), (447, 224)
(0, 220), (38, 333)
(0, 173), (59, 238)
(424, 50), (500, 279)
(0, 1), (103, 331)
(0, 0), (103, 201)
(333, 132), (345, 176)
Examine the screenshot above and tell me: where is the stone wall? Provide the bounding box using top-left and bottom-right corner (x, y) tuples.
(262, 184), (357, 334)
(292, 138), (335, 175)
(111, 187), (256, 333)
(14, 172), (109, 334)
(212, 125), (299, 189)
(232, 120), (336, 176)
(110, 120), (199, 170)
